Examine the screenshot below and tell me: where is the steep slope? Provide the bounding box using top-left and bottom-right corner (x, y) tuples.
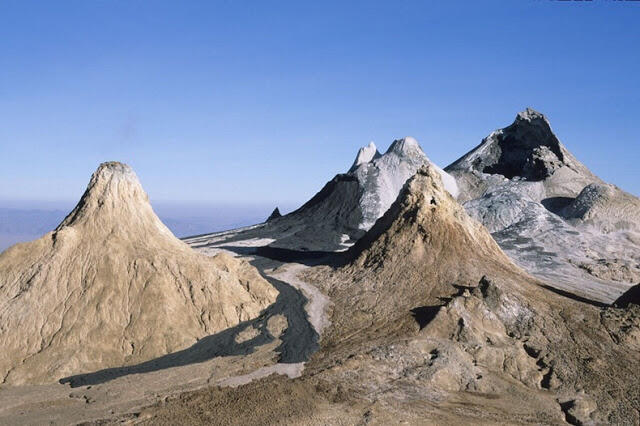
(446, 108), (640, 302)
(614, 284), (640, 308)
(187, 138), (458, 252)
(447, 108), (600, 201)
(320, 164), (530, 341)
(0, 162), (278, 385)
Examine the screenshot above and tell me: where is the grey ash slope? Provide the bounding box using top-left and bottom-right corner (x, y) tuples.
(188, 138), (457, 252)
(446, 108), (640, 303)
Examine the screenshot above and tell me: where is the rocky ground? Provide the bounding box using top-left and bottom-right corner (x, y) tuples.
(136, 165), (640, 426)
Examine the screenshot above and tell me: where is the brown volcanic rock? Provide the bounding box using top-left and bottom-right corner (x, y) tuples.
(0, 162), (278, 385)
(325, 164), (528, 341)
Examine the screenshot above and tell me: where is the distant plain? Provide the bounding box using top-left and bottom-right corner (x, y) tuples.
(0, 201), (296, 251)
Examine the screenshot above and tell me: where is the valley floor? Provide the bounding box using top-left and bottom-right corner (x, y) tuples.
(1, 228), (637, 425)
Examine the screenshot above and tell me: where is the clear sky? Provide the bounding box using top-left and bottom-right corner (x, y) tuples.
(1, 0), (638, 208)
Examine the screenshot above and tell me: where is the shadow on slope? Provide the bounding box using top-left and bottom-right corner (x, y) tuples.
(59, 276), (318, 388)
(540, 196), (574, 216)
(410, 306), (442, 330)
(410, 284), (478, 330)
(214, 245), (342, 267)
(614, 284), (640, 308)
(539, 284), (609, 308)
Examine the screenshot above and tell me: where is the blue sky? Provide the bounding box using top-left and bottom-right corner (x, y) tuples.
(1, 0), (638, 208)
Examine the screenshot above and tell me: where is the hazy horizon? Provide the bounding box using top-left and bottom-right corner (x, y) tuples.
(0, 199), (299, 251)
(2, 1), (639, 249)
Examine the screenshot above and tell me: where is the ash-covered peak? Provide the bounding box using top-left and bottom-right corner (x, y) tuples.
(447, 108), (569, 181)
(386, 136), (422, 156)
(516, 107), (546, 122)
(350, 141), (381, 171)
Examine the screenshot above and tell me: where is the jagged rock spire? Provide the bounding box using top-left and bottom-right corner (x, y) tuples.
(349, 141), (381, 172)
(266, 207), (282, 222)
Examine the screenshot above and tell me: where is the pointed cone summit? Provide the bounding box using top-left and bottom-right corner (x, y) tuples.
(0, 162), (278, 385)
(386, 136), (421, 155)
(349, 164), (512, 270)
(56, 161), (171, 238)
(59, 162), (145, 224)
(515, 107), (547, 122)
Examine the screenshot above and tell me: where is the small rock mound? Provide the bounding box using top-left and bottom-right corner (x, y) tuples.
(562, 183), (640, 231)
(572, 258), (640, 284)
(0, 162), (278, 385)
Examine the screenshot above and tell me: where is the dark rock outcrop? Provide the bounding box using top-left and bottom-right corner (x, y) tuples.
(266, 207), (282, 222)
